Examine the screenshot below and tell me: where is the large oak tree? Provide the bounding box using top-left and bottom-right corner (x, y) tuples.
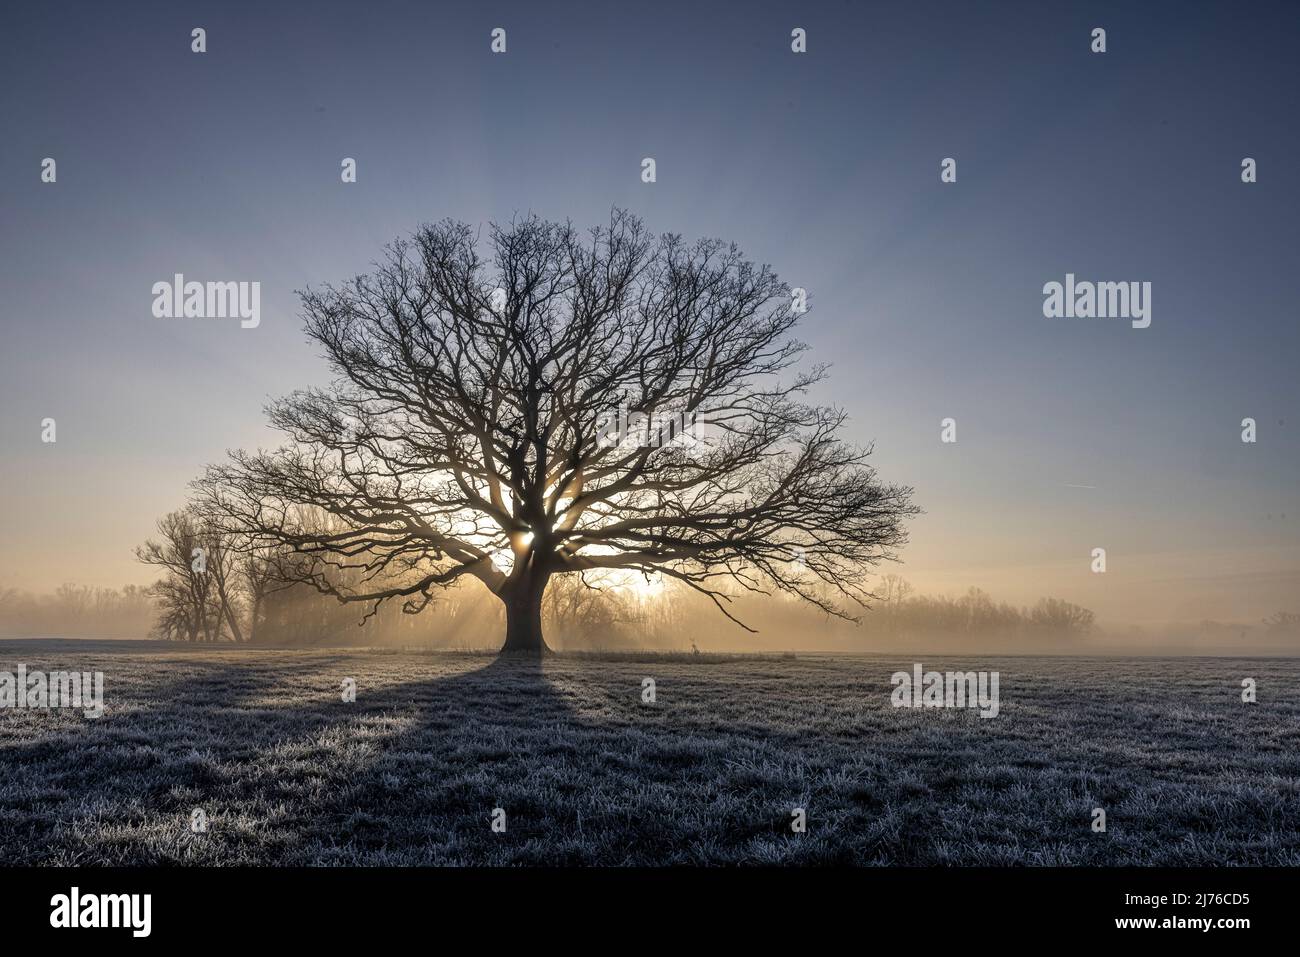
(196, 210), (917, 653)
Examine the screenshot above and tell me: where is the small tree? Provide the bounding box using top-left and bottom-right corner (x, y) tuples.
(136, 511), (217, 641)
(136, 510), (248, 641)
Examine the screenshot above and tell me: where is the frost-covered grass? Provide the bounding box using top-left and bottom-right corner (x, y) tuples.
(1, 640), (1296, 865)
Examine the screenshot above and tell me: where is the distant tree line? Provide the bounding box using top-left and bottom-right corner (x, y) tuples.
(0, 583), (155, 639)
(8, 542), (1295, 650)
(1181, 611), (1300, 641)
(862, 575), (1097, 640)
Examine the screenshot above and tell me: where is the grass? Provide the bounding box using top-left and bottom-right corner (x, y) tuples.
(1, 639), (1297, 865)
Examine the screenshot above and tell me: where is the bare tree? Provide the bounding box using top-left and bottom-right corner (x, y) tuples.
(240, 547), (281, 643)
(542, 571), (645, 647)
(137, 509), (255, 642)
(206, 531), (247, 642)
(136, 511), (220, 641)
(196, 210), (917, 654)
(1030, 597), (1095, 635)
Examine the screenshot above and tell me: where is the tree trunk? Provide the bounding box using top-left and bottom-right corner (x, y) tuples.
(219, 590), (245, 643)
(248, 593), (262, 643)
(499, 569), (551, 655)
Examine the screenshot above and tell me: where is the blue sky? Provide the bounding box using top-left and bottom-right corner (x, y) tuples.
(1, 0), (1296, 625)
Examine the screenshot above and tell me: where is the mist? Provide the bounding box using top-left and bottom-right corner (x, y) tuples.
(4, 573), (1296, 657)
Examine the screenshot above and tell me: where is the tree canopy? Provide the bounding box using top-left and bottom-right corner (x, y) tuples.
(195, 210), (918, 652)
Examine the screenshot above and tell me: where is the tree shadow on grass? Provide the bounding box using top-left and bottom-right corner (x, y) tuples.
(260, 653), (597, 865)
(0, 648), (926, 865)
(0, 649), (383, 863)
(281, 654), (831, 865)
(0, 649), (593, 864)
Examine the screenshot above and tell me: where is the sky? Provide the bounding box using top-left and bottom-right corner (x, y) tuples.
(1, 0), (1297, 628)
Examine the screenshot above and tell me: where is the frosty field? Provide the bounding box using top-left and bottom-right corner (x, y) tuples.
(1, 639), (1296, 866)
